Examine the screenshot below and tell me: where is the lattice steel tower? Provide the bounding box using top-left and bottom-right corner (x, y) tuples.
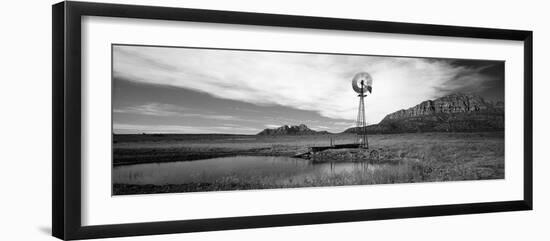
(351, 72), (373, 149)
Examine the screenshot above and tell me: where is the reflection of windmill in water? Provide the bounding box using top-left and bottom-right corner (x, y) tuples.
(352, 72), (373, 149)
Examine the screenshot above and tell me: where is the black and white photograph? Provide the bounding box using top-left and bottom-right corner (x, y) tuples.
(1, 0), (544, 240)
(112, 44), (505, 195)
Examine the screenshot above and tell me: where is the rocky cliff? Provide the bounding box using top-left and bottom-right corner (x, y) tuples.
(257, 124), (330, 136)
(382, 93), (502, 121)
(345, 93), (504, 134)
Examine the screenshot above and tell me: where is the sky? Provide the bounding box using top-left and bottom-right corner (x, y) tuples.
(112, 45), (504, 134)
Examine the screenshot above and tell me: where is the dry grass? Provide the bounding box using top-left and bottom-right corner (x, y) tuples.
(113, 132), (504, 194)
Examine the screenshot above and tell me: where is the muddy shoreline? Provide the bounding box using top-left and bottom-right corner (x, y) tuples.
(113, 147), (298, 166)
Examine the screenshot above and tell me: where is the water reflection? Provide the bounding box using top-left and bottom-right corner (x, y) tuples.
(113, 155), (379, 185)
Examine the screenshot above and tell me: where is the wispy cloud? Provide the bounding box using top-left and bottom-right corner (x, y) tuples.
(313, 125), (330, 130)
(114, 103), (187, 117)
(114, 45), (499, 124)
(434, 65), (500, 95)
(113, 123), (260, 134)
(114, 103), (242, 121)
(333, 121), (355, 126)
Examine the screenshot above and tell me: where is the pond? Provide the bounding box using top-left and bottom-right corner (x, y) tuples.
(113, 155), (381, 186)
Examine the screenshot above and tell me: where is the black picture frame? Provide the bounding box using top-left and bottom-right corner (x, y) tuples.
(52, 1), (533, 240)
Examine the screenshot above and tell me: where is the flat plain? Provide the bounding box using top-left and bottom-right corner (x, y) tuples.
(113, 132), (504, 195)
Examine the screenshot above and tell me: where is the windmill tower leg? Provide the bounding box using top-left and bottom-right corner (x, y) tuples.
(356, 94), (368, 149)
(355, 96), (362, 146)
(363, 97), (368, 149)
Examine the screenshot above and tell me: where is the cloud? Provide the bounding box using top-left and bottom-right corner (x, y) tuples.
(113, 45), (498, 124)
(113, 123), (260, 134)
(313, 125), (330, 130)
(114, 103), (187, 117)
(433, 65), (500, 95)
(114, 103), (242, 121)
(333, 121), (355, 126)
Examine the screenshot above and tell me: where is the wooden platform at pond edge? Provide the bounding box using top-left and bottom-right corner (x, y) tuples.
(293, 143), (364, 159)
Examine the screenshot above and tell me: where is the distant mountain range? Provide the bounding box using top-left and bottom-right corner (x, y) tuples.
(257, 124), (330, 136)
(344, 93), (504, 134)
(257, 93), (504, 136)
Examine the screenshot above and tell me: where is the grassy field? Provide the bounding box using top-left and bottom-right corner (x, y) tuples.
(114, 133), (358, 165)
(113, 132), (504, 195)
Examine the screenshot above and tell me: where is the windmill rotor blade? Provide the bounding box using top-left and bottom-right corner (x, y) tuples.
(352, 72), (373, 94)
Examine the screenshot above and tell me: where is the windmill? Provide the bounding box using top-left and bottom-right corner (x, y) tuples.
(352, 72), (373, 149)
